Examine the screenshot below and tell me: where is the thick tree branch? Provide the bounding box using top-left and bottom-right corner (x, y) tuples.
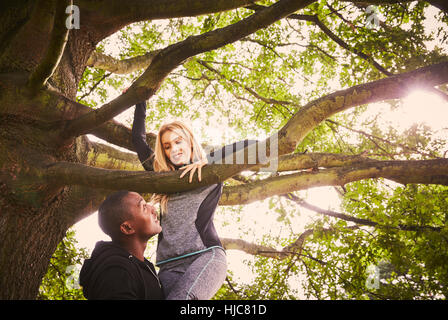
(43, 160), (255, 194)
(84, 139), (375, 173)
(44, 161), (175, 194)
(276, 61), (448, 155)
(69, 1), (260, 72)
(77, 0), (257, 24)
(62, 0), (315, 139)
(83, 141), (375, 176)
(90, 118), (156, 152)
(257, 152), (375, 172)
(9, 83), (158, 151)
(44, 136), (283, 194)
(27, 0), (71, 94)
(43, 153), (448, 205)
(84, 139), (142, 171)
(220, 158), (448, 205)
(86, 50), (161, 75)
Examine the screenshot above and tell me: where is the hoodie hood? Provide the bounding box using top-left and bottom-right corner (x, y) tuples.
(79, 241), (131, 298)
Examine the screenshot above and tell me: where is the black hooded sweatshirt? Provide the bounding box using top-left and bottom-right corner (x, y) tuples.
(79, 241), (164, 300)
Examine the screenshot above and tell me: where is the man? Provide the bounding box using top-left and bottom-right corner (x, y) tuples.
(79, 190), (164, 300)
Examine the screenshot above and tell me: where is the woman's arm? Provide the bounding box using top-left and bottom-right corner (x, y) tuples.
(131, 101), (154, 171)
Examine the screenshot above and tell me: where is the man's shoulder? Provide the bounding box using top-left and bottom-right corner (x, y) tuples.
(100, 254), (136, 271)
(85, 246), (136, 276)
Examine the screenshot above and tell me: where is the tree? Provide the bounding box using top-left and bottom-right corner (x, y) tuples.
(0, 0), (447, 299)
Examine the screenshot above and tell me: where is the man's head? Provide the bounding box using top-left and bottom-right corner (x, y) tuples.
(98, 191), (162, 241)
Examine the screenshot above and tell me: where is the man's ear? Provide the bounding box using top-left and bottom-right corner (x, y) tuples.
(119, 221), (135, 235)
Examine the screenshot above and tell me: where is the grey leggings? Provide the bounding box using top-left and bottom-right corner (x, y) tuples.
(158, 247), (227, 300)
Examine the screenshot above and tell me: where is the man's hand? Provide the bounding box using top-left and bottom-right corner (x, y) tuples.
(179, 158), (208, 183)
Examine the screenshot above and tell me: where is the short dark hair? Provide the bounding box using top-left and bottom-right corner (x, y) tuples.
(98, 190), (133, 239)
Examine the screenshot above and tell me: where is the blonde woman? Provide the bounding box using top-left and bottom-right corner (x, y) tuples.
(132, 101), (257, 300)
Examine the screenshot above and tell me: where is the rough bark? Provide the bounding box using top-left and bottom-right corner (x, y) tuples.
(220, 159), (448, 206)
(86, 50), (161, 75)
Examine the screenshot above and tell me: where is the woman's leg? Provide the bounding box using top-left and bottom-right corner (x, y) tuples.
(165, 248), (227, 300)
(158, 264), (186, 298)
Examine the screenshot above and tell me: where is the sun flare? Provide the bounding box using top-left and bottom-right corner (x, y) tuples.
(390, 89), (448, 131)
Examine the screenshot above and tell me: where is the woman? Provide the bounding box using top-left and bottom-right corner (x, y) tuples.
(132, 101), (257, 300)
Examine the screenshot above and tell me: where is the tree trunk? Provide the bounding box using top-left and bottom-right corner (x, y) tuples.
(0, 1), (100, 297)
(0, 200), (68, 299)
(0, 111), (109, 298)
(0, 99), (86, 298)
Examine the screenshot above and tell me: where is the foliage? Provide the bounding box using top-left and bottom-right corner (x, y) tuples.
(38, 229), (89, 300)
(299, 182), (448, 299)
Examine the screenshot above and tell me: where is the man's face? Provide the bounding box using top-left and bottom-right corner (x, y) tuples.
(124, 192), (162, 239)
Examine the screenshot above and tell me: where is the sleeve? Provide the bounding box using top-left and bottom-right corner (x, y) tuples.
(195, 184), (223, 248)
(92, 266), (140, 300)
(206, 139), (258, 164)
(131, 101), (154, 171)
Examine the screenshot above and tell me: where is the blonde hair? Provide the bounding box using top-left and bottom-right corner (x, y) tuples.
(149, 120), (206, 214)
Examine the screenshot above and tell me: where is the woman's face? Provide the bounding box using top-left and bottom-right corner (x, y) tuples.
(161, 130), (192, 166)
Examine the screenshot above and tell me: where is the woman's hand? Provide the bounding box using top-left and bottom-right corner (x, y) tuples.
(179, 158), (208, 183)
